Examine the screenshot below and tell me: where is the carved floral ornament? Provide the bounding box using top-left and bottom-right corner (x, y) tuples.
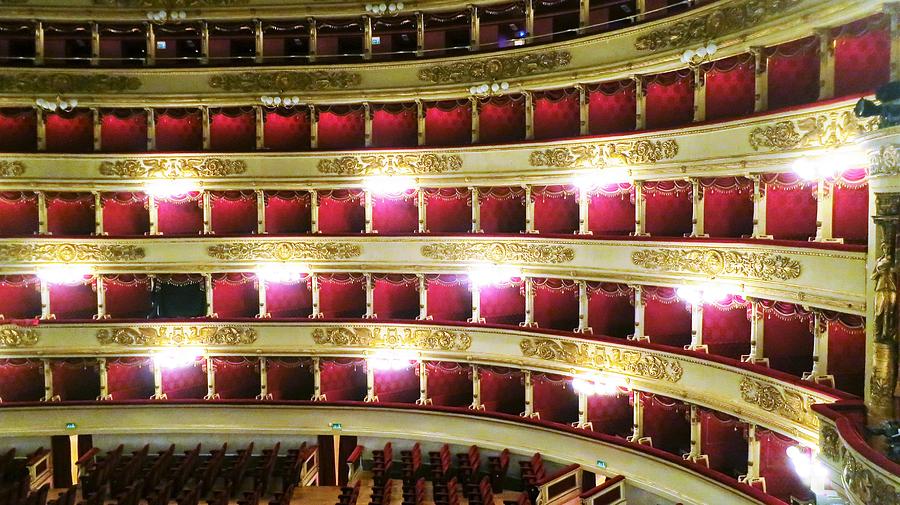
(318, 154), (463, 176)
(631, 248), (801, 281)
(739, 377), (817, 429)
(99, 158), (247, 178)
(530, 139), (678, 168)
(209, 71), (360, 92)
(0, 73), (141, 93)
(0, 327), (38, 348)
(97, 326), (257, 346)
(94, 0), (247, 6)
(418, 51), (571, 84)
(868, 144), (900, 178)
(748, 110), (877, 151)
(819, 425), (900, 505)
(0, 243), (144, 263)
(421, 242), (574, 264)
(313, 326), (472, 351)
(208, 242), (361, 261)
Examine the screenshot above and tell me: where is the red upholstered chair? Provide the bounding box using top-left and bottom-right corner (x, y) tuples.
(0, 108), (37, 152)
(532, 185), (578, 234)
(264, 275), (313, 318)
(424, 188), (471, 232)
(642, 181), (692, 237)
(479, 366), (524, 415)
(587, 391), (632, 437)
(426, 275), (472, 322)
(758, 429), (814, 503)
(264, 108), (311, 151)
(532, 278), (579, 331)
(101, 192), (149, 236)
(643, 287), (691, 348)
(318, 273), (366, 318)
(320, 358), (367, 401)
(700, 177), (754, 238)
(479, 187), (525, 233)
(702, 54), (756, 121)
(826, 315), (866, 396)
(155, 109), (203, 151)
(373, 274), (420, 320)
(210, 190), (258, 234)
(0, 359), (45, 402)
(317, 189), (365, 234)
(374, 361), (420, 403)
(833, 14), (891, 97)
(644, 70), (694, 130)
(265, 357), (315, 400)
(209, 108), (257, 152)
(699, 410), (749, 478)
(372, 104), (418, 148)
(588, 80), (636, 135)
(766, 37), (820, 110)
(160, 357), (207, 400)
(761, 302), (814, 377)
(318, 105), (365, 149)
(477, 95), (526, 144)
(213, 357), (260, 399)
(46, 192), (95, 236)
(100, 109), (147, 152)
(211, 273), (259, 318)
(372, 189), (418, 233)
(48, 276), (97, 320)
(586, 283), (634, 338)
(0, 275), (41, 320)
(831, 168), (868, 244)
(532, 373), (578, 424)
(45, 110), (94, 152)
(425, 100), (472, 147)
(107, 357), (155, 400)
(157, 191), (204, 235)
(763, 173), (817, 241)
(587, 183), (634, 236)
(641, 394), (691, 456)
(264, 191), (311, 234)
(479, 280), (525, 325)
(425, 361), (472, 407)
(0, 192), (39, 236)
(102, 274), (152, 319)
(51, 359), (101, 401)
(533, 89), (580, 140)
(702, 296), (751, 359)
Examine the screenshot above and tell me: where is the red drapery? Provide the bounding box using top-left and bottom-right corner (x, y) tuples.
(265, 191), (311, 234)
(532, 185), (578, 234)
(373, 274), (419, 320)
(209, 108), (256, 152)
(45, 110), (93, 153)
(155, 109), (203, 151)
(157, 191), (204, 235)
(532, 373), (578, 424)
(264, 108), (311, 151)
(426, 361), (472, 407)
(480, 366), (524, 415)
(644, 70), (694, 130)
(213, 357), (260, 399)
(533, 89), (580, 140)
(49, 276), (97, 320)
(702, 296), (751, 359)
(424, 188), (471, 232)
(210, 190), (258, 234)
(318, 273), (366, 318)
(701, 177), (754, 238)
(832, 168), (868, 244)
(587, 391), (633, 437)
(424, 100), (471, 147)
(643, 181), (692, 237)
(833, 14), (891, 97)
(532, 278), (579, 331)
(826, 314), (865, 396)
(371, 103), (418, 148)
(588, 81), (636, 135)
(317, 105), (365, 149)
(101, 192), (149, 236)
(700, 410), (748, 478)
(767, 37), (820, 110)
(318, 189), (365, 234)
(107, 357), (154, 400)
(265, 275), (313, 318)
(0, 192), (38, 236)
(763, 173), (817, 241)
(761, 302), (814, 377)
(0, 275), (41, 319)
(426, 275), (471, 322)
(479, 187), (525, 233)
(641, 394), (690, 456)
(46, 192), (95, 236)
(0, 108), (36, 152)
(703, 54), (756, 121)
(161, 357), (207, 400)
(103, 274), (152, 319)
(100, 109), (148, 153)
(212, 273), (259, 318)
(266, 357), (314, 400)
(372, 188), (418, 233)
(588, 184), (635, 236)
(478, 95), (526, 144)
(320, 358), (367, 401)
(480, 279), (524, 325)
(758, 429), (813, 502)
(643, 287), (691, 348)
(0, 359), (44, 402)
(374, 361), (420, 403)
(587, 283), (634, 338)
(51, 359), (100, 401)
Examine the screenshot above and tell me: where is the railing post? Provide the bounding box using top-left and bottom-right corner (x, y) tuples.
(633, 76), (645, 130)
(93, 191), (103, 236)
(258, 274), (268, 318)
(805, 310), (834, 387)
(310, 189), (319, 233)
(364, 273), (375, 318)
(146, 23), (156, 66)
(200, 21), (210, 65)
(470, 365), (483, 410)
(750, 174), (771, 239)
(469, 5), (480, 52)
(42, 359), (53, 401)
(470, 186), (481, 232)
(816, 28), (835, 101)
(95, 275), (106, 319)
(256, 189), (266, 234)
(524, 185), (536, 233)
(813, 177), (839, 242)
(686, 300), (705, 352)
(630, 285), (646, 341)
(311, 273), (322, 318)
(470, 96), (480, 144)
(202, 190), (212, 234)
(255, 105), (265, 150)
(364, 102), (373, 147)
(204, 273), (214, 317)
(522, 370), (535, 418)
(524, 91), (534, 140)
(576, 280), (590, 333)
(364, 188), (374, 233)
(690, 178), (706, 237)
(469, 282), (482, 323)
(743, 297), (768, 365)
(312, 356), (325, 400)
(98, 357), (109, 400)
(152, 358), (164, 399)
(578, 84), (589, 135)
(417, 187), (427, 232)
(416, 11), (425, 57)
(308, 18), (317, 63)
(92, 108), (101, 152)
(364, 360), (378, 402)
(417, 274), (428, 320)
(416, 361), (431, 405)
(628, 390), (644, 442)
(146, 108), (156, 150)
(578, 0), (589, 34)
(254, 19), (264, 64)
(90, 22), (100, 66)
(692, 65), (706, 123)
(524, 0), (534, 44)
(632, 181), (647, 236)
(36, 108), (46, 152)
(750, 46), (767, 112)
(205, 354), (216, 400)
(363, 15), (373, 60)
(416, 99), (426, 146)
(34, 21), (44, 66)
(521, 276), (536, 327)
(201, 106), (211, 150)
(259, 357), (269, 399)
(36, 191), (48, 235)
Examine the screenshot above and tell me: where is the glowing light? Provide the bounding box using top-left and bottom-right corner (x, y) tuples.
(364, 175), (417, 195)
(144, 179), (201, 198)
(572, 375), (626, 396)
(792, 157), (818, 180)
(255, 263), (309, 283)
(701, 284), (731, 304)
(368, 349), (418, 370)
(36, 265), (92, 284)
(676, 286), (702, 305)
(153, 347), (203, 369)
(468, 263), (522, 287)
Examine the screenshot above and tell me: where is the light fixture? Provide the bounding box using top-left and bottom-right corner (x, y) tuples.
(468, 263), (522, 288)
(676, 285), (732, 305)
(35, 96), (78, 113)
(368, 349), (417, 371)
(468, 81), (510, 96)
(572, 166), (631, 190)
(153, 347), (203, 369)
(364, 175), (417, 195)
(365, 2), (404, 14)
(260, 95), (302, 109)
(36, 265), (92, 285)
(147, 9), (187, 24)
(143, 179), (201, 198)
(571, 375), (626, 396)
(680, 41), (718, 65)
(255, 263), (309, 283)
(785, 445), (828, 491)
(792, 146), (865, 181)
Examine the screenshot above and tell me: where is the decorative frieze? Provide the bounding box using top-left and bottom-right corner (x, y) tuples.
(748, 110), (876, 151)
(208, 242), (361, 261)
(421, 242), (574, 264)
(529, 139), (678, 168)
(99, 158), (247, 178)
(818, 424), (900, 505)
(0, 161), (25, 177)
(97, 326), (257, 346)
(0, 73), (141, 93)
(313, 326), (472, 351)
(0, 243), (144, 263)
(95, 0), (247, 5)
(868, 144), (900, 178)
(418, 51), (571, 84)
(739, 377), (815, 428)
(0, 327), (38, 348)
(317, 154), (463, 176)
(209, 71), (360, 92)
(631, 248), (801, 281)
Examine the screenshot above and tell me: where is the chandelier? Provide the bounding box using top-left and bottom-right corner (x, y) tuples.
(35, 96), (78, 112)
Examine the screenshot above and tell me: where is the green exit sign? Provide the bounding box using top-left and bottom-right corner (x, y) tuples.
(595, 460), (606, 469)
(65, 423), (76, 430)
(330, 422), (342, 431)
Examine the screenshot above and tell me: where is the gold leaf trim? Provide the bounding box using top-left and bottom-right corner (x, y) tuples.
(519, 337), (683, 382)
(748, 110), (877, 151)
(739, 377), (814, 427)
(0, 243), (144, 263)
(421, 242), (574, 264)
(868, 144), (900, 178)
(819, 424), (900, 505)
(97, 326), (257, 346)
(209, 70), (360, 92)
(529, 139), (678, 168)
(0, 73), (141, 93)
(313, 326), (472, 351)
(0, 161), (25, 177)
(0, 327), (38, 348)
(95, 1), (246, 6)
(99, 158), (247, 178)
(631, 248), (801, 281)
(418, 51), (571, 84)
(208, 242), (362, 261)
(317, 154), (463, 176)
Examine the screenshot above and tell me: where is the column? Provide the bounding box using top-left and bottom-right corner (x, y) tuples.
(364, 189), (374, 233)
(364, 273), (375, 318)
(632, 181), (647, 236)
(152, 358), (164, 399)
(470, 365), (484, 410)
(576, 280), (590, 333)
(362, 15), (373, 60)
(744, 297), (767, 365)
(631, 285), (647, 341)
(256, 189), (266, 234)
(146, 108), (156, 151)
(364, 360), (377, 402)
(740, 425), (762, 485)
(416, 361), (430, 405)
(416, 99), (426, 146)
(311, 273), (322, 318)
(628, 390), (645, 442)
(816, 28), (835, 101)
(146, 23), (156, 66)
(312, 357), (326, 400)
(36, 108), (46, 151)
(469, 282), (482, 323)
(39, 277), (50, 320)
(34, 21), (44, 66)
(90, 22), (100, 66)
(308, 18), (318, 63)
(575, 390), (591, 429)
(42, 359), (53, 401)
(205, 355), (216, 400)
(254, 19), (264, 64)
(750, 175), (771, 239)
(470, 187), (481, 232)
(869, 195), (900, 424)
(96, 275), (106, 319)
(524, 0), (534, 44)
(255, 105), (265, 150)
(204, 273), (214, 317)
(202, 190), (212, 234)
(635, 0), (647, 22)
(524, 185), (537, 233)
(98, 358), (110, 400)
(309, 105), (319, 149)
(692, 66), (706, 123)
(750, 47), (768, 113)
(415, 11), (425, 57)
(363, 102), (373, 147)
(814, 178), (838, 242)
(469, 4), (480, 52)
(690, 178), (706, 237)
(522, 370), (535, 418)
(201, 106), (211, 150)
(417, 188), (427, 232)
(686, 299), (705, 351)
(524, 91), (534, 140)
(470, 97), (480, 144)
(36, 191), (48, 234)
(578, 84), (589, 135)
(92, 108), (101, 152)
(686, 405), (708, 465)
(805, 310), (833, 386)
(578, 0), (590, 34)
(200, 21), (210, 65)
(310, 189), (320, 233)
(578, 183), (591, 235)
(521, 277), (536, 327)
(417, 274), (428, 320)
(258, 274), (268, 318)
(93, 191), (103, 235)
(148, 195), (159, 235)
(634, 76), (646, 130)
(258, 357), (269, 399)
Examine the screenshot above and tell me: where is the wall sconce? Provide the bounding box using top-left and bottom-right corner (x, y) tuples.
(468, 81), (510, 96)
(260, 95), (302, 109)
(366, 2), (404, 14)
(680, 41), (718, 65)
(35, 97), (78, 112)
(147, 10), (187, 24)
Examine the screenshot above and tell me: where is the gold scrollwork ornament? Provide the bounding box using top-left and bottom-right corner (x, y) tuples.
(0, 327), (38, 347)
(209, 70), (360, 92)
(529, 139), (678, 168)
(0, 161), (25, 177)
(749, 110), (877, 151)
(97, 326), (257, 346)
(421, 242), (574, 264)
(318, 154), (463, 176)
(631, 248), (801, 281)
(207, 242), (361, 261)
(312, 326), (472, 351)
(418, 51), (571, 83)
(99, 158), (247, 178)
(0, 243), (144, 262)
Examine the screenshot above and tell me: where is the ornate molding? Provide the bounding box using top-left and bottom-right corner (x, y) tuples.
(0, 73), (141, 94)
(0, 244), (144, 263)
(313, 326), (472, 351)
(208, 242), (361, 261)
(99, 158), (247, 178)
(209, 71), (360, 92)
(635, 0), (802, 51)
(529, 139), (678, 168)
(94, 0), (247, 6)
(868, 144), (900, 178)
(317, 154), (463, 176)
(0, 161), (25, 177)
(418, 51), (571, 84)
(819, 424), (900, 505)
(97, 326), (257, 346)
(519, 337), (683, 383)
(631, 248), (801, 281)
(749, 110), (877, 151)
(739, 377), (815, 428)
(421, 242), (574, 264)
(0, 327), (38, 348)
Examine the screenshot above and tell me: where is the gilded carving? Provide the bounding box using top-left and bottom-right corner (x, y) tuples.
(97, 326), (257, 346)
(635, 0), (802, 51)
(0, 161), (25, 177)
(519, 337), (683, 383)
(820, 425), (841, 462)
(819, 423), (900, 505)
(421, 243), (574, 264)
(0, 243), (144, 262)
(418, 51), (571, 84)
(318, 154), (462, 176)
(313, 326), (472, 351)
(99, 158), (246, 178)
(0, 73), (141, 93)
(209, 71), (360, 92)
(0, 327), (38, 348)
(530, 139), (678, 168)
(95, 0), (246, 5)
(739, 377), (814, 428)
(869, 144), (900, 178)
(208, 242), (361, 261)
(631, 248), (801, 281)
(749, 110), (877, 151)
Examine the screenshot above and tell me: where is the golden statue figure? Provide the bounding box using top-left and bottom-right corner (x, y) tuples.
(873, 243), (897, 344)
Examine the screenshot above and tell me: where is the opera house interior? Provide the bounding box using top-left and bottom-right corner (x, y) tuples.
(0, 0), (899, 504)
